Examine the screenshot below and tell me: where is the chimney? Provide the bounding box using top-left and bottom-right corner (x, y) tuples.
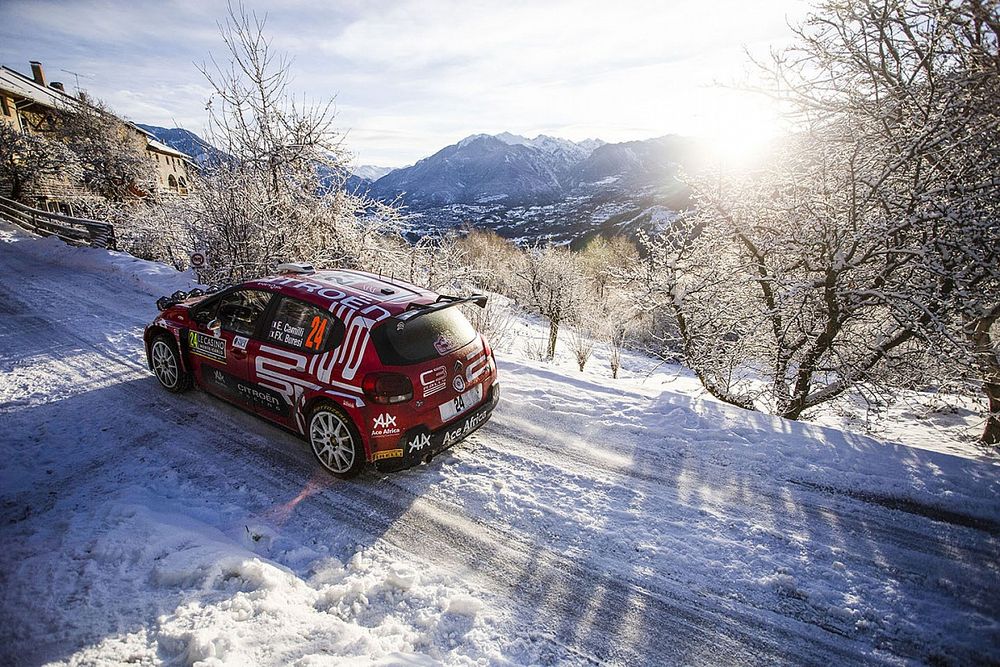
(50, 81), (65, 92)
(30, 61), (46, 86)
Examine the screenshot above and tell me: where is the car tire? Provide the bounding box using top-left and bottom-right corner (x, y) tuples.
(150, 334), (192, 393)
(308, 403), (365, 478)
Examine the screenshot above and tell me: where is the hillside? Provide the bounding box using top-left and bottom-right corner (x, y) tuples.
(1, 224), (997, 665)
(369, 133), (701, 245)
(136, 124), (227, 166)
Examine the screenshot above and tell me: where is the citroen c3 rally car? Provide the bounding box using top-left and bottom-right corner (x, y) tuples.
(144, 263), (500, 477)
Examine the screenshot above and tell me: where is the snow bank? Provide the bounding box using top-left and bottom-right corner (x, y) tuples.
(0, 221), (195, 298)
(5, 485), (505, 666)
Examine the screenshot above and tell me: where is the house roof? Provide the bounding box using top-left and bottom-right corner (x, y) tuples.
(145, 136), (191, 160)
(2, 63), (195, 164)
(0, 66), (78, 112)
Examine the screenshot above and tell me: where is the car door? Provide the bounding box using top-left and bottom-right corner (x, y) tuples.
(188, 288), (273, 409)
(247, 296), (346, 431)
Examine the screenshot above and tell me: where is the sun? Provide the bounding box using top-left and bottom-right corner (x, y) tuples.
(700, 90), (785, 167)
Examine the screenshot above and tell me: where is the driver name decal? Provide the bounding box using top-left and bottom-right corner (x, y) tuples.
(189, 331), (227, 362)
(270, 319), (306, 347)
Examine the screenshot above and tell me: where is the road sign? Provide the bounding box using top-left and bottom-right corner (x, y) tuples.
(190, 251), (206, 268)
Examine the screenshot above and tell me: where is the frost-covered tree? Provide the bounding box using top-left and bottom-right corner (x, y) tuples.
(643, 0), (1000, 442)
(452, 229), (524, 297)
(517, 245), (585, 360)
(577, 236), (642, 377)
(0, 122), (80, 201)
(192, 4), (400, 282)
(56, 94), (157, 202)
(766, 0), (1000, 440)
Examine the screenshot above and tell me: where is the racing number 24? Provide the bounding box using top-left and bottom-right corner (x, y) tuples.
(305, 315), (327, 351)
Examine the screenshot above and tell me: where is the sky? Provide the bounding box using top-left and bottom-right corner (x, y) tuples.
(0, 0), (810, 168)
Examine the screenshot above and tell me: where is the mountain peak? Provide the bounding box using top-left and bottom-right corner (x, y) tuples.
(495, 131), (530, 146)
(454, 132), (605, 159)
(351, 164), (393, 181)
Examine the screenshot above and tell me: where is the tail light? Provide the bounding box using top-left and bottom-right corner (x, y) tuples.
(481, 334), (496, 374)
(363, 372), (413, 404)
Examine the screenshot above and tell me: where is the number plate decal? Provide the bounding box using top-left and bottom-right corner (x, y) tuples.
(438, 383), (484, 422)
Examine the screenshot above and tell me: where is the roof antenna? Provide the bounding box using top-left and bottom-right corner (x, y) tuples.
(59, 68), (92, 95)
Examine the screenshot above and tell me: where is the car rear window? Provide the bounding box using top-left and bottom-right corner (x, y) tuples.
(373, 307), (477, 365)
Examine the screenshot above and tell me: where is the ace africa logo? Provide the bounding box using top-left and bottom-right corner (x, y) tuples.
(408, 433), (431, 452)
(372, 413), (400, 438)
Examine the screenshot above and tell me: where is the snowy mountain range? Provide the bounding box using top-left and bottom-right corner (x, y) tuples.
(365, 132), (695, 208)
(363, 132), (702, 244)
(140, 124), (703, 245)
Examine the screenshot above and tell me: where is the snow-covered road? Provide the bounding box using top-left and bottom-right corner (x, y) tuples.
(1, 227), (998, 666)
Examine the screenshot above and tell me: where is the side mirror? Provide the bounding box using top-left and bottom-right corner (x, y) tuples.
(207, 318), (222, 335)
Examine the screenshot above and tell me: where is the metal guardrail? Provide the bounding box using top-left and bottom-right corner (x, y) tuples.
(0, 195), (116, 249)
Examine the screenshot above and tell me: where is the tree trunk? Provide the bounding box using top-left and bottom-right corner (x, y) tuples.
(547, 317), (560, 360)
(967, 308), (1000, 446)
(982, 381), (1000, 446)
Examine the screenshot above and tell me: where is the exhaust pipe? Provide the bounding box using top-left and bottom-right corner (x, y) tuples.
(423, 453), (433, 465)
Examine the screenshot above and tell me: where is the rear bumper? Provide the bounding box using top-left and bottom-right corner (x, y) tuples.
(374, 383), (500, 472)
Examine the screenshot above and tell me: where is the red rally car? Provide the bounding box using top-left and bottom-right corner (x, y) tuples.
(144, 264), (500, 478)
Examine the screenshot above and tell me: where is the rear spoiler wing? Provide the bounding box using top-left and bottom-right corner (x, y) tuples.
(394, 294), (488, 321)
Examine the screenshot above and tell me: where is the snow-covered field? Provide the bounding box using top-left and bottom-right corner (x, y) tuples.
(1, 224), (998, 666)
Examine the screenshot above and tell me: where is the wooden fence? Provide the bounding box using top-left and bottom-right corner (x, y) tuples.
(0, 195), (116, 249)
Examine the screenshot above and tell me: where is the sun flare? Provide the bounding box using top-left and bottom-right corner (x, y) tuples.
(700, 91), (785, 166)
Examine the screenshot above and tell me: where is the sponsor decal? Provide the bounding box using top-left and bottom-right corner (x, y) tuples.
(374, 413), (396, 429)
(433, 332), (456, 355)
(442, 409), (491, 447)
(233, 335), (249, 350)
(408, 433), (431, 453)
(420, 365), (447, 397)
(373, 448), (403, 461)
(189, 330), (227, 362)
(371, 412), (401, 438)
(452, 360), (466, 392)
(203, 365), (289, 416)
(257, 276), (394, 320)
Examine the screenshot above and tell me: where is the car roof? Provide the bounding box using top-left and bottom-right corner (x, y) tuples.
(242, 268), (438, 319)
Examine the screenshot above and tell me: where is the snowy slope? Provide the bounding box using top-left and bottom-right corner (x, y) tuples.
(1, 224), (998, 666)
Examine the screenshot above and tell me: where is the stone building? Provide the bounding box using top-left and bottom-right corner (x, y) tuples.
(1, 60), (197, 213)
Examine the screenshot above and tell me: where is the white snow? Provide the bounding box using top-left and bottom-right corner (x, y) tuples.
(351, 165), (394, 182)
(1, 223), (998, 666)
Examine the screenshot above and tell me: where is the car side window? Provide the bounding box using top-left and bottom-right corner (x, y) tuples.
(266, 298), (345, 353)
(216, 289), (272, 336)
